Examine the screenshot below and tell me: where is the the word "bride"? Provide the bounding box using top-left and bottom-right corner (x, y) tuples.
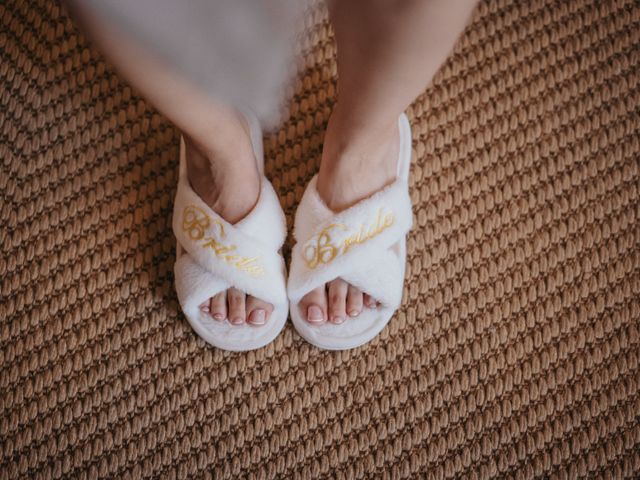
(303, 208), (395, 269)
(183, 205), (264, 277)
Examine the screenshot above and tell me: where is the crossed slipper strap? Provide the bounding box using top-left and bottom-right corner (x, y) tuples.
(173, 172), (287, 304)
(288, 174), (413, 307)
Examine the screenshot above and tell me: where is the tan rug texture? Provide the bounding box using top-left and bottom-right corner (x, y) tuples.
(2, 0), (640, 478)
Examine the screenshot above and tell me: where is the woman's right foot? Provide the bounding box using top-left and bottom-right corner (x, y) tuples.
(184, 111), (274, 327)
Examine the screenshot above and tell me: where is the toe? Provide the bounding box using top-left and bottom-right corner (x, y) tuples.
(199, 301), (210, 314)
(209, 292), (227, 321)
(364, 293), (377, 309)
(300, 286), (327, 324)
(246, 296), (273, 327)
(346, 285), (363, 317)
(328, 279), (348, 324)
(227, 287), (246, 325)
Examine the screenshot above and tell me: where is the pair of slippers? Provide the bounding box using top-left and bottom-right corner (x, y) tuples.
(173, 113), (413, 351)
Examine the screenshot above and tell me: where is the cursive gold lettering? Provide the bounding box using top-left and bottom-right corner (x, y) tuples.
(183, 205), (265, 277)
(183, 206), (210, 240)
(303, 208), (395, 269)
(303, 223), (346, 268)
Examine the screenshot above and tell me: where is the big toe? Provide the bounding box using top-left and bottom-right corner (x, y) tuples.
(246, 296), (273, 327)
(300, 286), (327, 324)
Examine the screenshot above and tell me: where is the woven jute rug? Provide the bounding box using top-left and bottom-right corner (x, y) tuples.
(2, 0), (640, 478)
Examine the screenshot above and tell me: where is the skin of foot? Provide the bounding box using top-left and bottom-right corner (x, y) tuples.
(299, 105), (400, 325)
(185, 112), (274, 327)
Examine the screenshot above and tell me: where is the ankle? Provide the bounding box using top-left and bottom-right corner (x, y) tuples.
(186, 106), (253, 157)
(316, 106), (400, 211)
(321, 108), (398, 171)
(184, 135), (261, 224)
(210, 174), (260, 224)
(327, 103), (398, 149)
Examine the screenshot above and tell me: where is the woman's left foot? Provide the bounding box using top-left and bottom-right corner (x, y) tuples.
(299, 107), (400, 324)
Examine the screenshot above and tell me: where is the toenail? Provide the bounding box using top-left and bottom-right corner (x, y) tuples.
(348, 309), (360, 317)
(231, 317), (244, 325)
(213, 313), (224, 321)
(307, 305), (324, 323)
(201, 306), (210, 312)
(332, 315), (345, 324)
(248, 309), (266, 325)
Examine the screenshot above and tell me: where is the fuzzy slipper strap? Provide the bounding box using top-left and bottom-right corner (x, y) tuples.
(288, 174), (412, 307)
(173, 174), (287, 304)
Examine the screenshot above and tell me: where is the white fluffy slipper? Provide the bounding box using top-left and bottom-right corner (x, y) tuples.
(288, 114), (413, 350)
(172, 114), (288, 351)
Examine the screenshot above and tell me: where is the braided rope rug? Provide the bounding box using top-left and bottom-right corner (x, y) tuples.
(2, 0), (640, 478)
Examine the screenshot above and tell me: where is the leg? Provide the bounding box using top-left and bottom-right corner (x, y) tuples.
(300, 0), (478, 324)
(67, 2), (273, 326)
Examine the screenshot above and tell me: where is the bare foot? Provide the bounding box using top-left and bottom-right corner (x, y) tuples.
(299, 105), (400, 324)
(184, 111), (273, 326)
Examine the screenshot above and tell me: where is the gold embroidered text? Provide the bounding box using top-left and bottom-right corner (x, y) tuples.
(303, 208), (394, 269)
(183, 205), (264, 277)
